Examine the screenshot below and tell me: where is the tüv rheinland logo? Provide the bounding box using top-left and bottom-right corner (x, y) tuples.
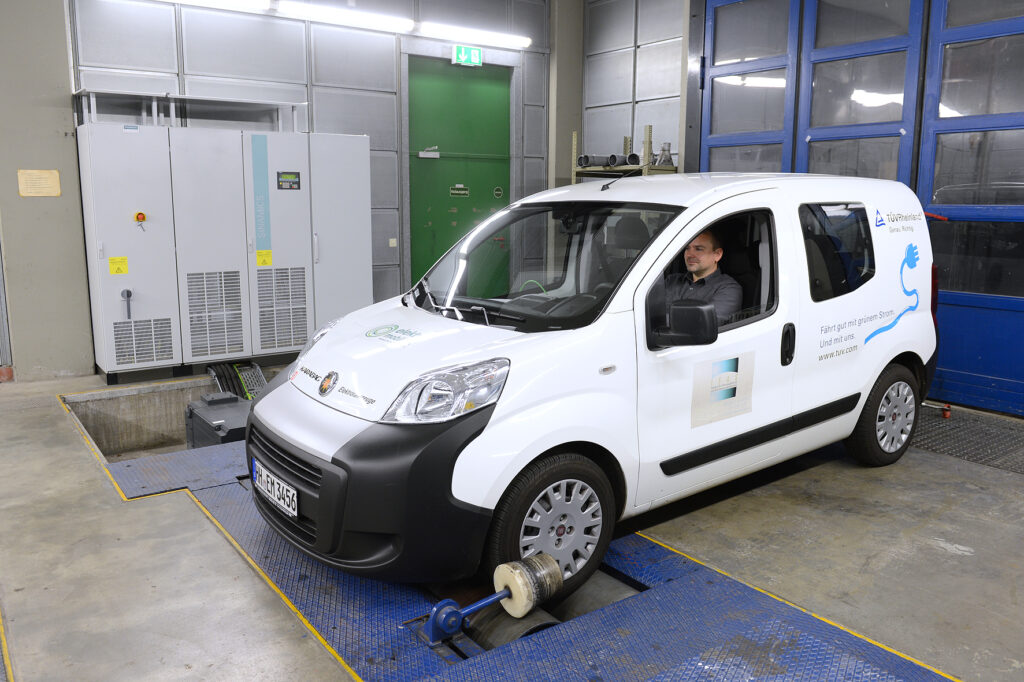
(865, 243), (920, 344)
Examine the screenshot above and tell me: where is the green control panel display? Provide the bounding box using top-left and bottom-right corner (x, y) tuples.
(277, 172), (300, 190)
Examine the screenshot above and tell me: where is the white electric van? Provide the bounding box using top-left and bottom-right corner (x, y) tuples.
(246, 173), (936, 596)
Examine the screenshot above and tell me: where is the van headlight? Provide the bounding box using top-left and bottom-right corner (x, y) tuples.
(381, 358), (510, 423)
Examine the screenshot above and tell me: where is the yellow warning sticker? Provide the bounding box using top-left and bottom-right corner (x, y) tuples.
(108, 257), (128, 275)
(256, 250), (273, 267)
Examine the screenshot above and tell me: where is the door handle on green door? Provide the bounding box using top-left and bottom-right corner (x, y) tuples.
(781, 323), (796, 366)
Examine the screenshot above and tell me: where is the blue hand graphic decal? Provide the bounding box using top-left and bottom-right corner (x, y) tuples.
(865, 243), (919, 344)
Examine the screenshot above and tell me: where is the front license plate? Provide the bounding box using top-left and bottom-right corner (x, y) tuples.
(252, 458), (298, 518)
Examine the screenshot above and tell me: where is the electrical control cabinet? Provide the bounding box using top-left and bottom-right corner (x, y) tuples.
(242, 132), (315, 356)
(170, 127), (253, 363)
(309, 133), (373, 326)
(78, 123), (183, 372)
(78, 123), (372, 375)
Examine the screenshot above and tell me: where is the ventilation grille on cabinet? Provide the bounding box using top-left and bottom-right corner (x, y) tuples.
(113, 318), (174, 366)
(256, 267), (308, 349)
(187, 271), (244, 357)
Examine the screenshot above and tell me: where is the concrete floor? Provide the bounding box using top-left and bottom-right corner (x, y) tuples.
(1, 375), (1021, 680)
(0, 376), (350, 680)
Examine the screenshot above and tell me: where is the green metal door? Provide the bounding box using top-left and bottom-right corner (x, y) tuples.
(409, 56), (511, 286)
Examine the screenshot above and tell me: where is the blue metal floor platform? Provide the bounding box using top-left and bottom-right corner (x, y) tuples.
(106, 447), (954, 681)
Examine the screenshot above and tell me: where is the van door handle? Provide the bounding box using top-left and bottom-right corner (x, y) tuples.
(781, 323), (796, 366)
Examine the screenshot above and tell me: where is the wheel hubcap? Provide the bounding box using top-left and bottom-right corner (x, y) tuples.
(875, 380), (915, 453)
(519, 479), (602, 580)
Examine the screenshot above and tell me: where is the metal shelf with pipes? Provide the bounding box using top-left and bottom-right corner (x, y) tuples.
(571, 124), (676, 184)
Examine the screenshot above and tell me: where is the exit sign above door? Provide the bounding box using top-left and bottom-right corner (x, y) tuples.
(452, 45), (483, 67)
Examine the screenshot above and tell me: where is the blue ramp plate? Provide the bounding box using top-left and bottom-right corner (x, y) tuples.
(107, 441), (247, 498)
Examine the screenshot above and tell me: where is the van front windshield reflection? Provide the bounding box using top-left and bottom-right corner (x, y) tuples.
(410, 201), (683, 332)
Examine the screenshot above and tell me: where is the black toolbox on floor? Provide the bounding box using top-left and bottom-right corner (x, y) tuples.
(185, 392), (252, 448)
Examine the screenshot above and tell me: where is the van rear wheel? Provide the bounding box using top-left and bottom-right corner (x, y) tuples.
(846, 364), (919, 466)
(483, 453), (614, 600)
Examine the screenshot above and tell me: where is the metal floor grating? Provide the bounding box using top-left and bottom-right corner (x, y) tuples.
(915, 405), (1024, 475)
(106, 441), (246, 497)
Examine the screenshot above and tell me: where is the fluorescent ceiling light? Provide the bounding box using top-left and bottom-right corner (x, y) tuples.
(151, 0), (272, 12)
(276, 1), (414, 33)
(419, 21), (531, 49)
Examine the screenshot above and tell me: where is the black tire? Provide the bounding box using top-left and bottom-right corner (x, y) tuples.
(845, 363), (919, 467)
(483, 453), (615, 600)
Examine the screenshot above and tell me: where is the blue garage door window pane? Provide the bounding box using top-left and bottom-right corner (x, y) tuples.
(933, 129), (1024, 204)
(946, 0), (1024, 28)
(808, 137), (900, 180)
(712, 69), (788, 134)
(708, 144), (782, 172)
(940, 35), (1024, 118)
(931, 220), (1024, 296)
(815, 0), (911, 48)
(714, 0), (789, 65)
(811, 52), (906, 127)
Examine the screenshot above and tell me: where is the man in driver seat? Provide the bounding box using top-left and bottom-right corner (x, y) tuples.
(665, 228), (742, 324)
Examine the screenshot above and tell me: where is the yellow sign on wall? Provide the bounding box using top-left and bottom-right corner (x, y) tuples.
(256, 250), (273, 267)
(108, 257), (128, 275)
(17, 170), (61, 197)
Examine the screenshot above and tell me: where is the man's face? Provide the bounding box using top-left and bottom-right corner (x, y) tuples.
(684, 232), (722, 280)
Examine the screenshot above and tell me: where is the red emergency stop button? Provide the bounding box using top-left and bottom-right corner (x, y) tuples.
(135, 212), (146, 222)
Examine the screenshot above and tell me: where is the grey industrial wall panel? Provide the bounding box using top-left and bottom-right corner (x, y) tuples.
(370, 152), (400, 209)
(75, 0), (177, 72)
(0, 245), (10, 366)
(524, 52), (547, 106)
(184, 76), (308, 103)
(347, 0), (414, 19)
(584, 49), (635, 108)
(78, 68), (180, 96)
(634, 97), (680, 161)
(584, 103), (634, 153)
(524, 105), (547, 157)
(637, 0), (685, 45)
(514, 0), (550, 49)
(523, 157), (547, 197)
(371, 210), (401, 266)
(586, 0), (636, 55)
(419, 0), (510, 33)
(181, 8), (307, 83)
(313, 88), (398, 150)
(311, 25), (397, 92)
(636, 39), (683, 101)
(372, 266), (403, 301)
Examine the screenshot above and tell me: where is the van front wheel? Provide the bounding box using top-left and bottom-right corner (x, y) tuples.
(483, 453), (614, 600)
(846, 364), (919, 466)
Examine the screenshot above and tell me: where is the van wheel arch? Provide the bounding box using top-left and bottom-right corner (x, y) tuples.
(525, 441), (627, 520)
(890, 351), (926, 395)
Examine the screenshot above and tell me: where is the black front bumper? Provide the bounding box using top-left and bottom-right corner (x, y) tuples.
(246, 404), (495, 583)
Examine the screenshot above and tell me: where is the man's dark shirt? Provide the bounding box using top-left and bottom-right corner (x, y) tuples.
(665, 268), (743, 324)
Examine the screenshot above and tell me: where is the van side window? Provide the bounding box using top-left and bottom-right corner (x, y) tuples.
(799, 203), (875, 302)
(648, 209), (777, 329)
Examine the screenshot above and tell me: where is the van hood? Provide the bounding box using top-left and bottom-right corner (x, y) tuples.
(289, 299), (521, 421)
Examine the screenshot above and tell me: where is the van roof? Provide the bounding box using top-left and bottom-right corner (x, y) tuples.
(520, 172), (899, 208)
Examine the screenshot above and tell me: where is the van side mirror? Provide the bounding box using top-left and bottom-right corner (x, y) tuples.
(648, 301), (718, 349)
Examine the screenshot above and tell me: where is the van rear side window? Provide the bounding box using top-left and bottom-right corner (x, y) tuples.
(799, 203), (875, 302)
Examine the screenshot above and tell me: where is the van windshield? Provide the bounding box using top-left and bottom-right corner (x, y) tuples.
(408, 201), (683, 332)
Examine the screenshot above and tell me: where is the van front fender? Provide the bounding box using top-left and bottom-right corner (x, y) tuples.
(450, 393), (639, 512)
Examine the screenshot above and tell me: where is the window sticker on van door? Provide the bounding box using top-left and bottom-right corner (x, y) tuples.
(691, 352), (754, 427)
